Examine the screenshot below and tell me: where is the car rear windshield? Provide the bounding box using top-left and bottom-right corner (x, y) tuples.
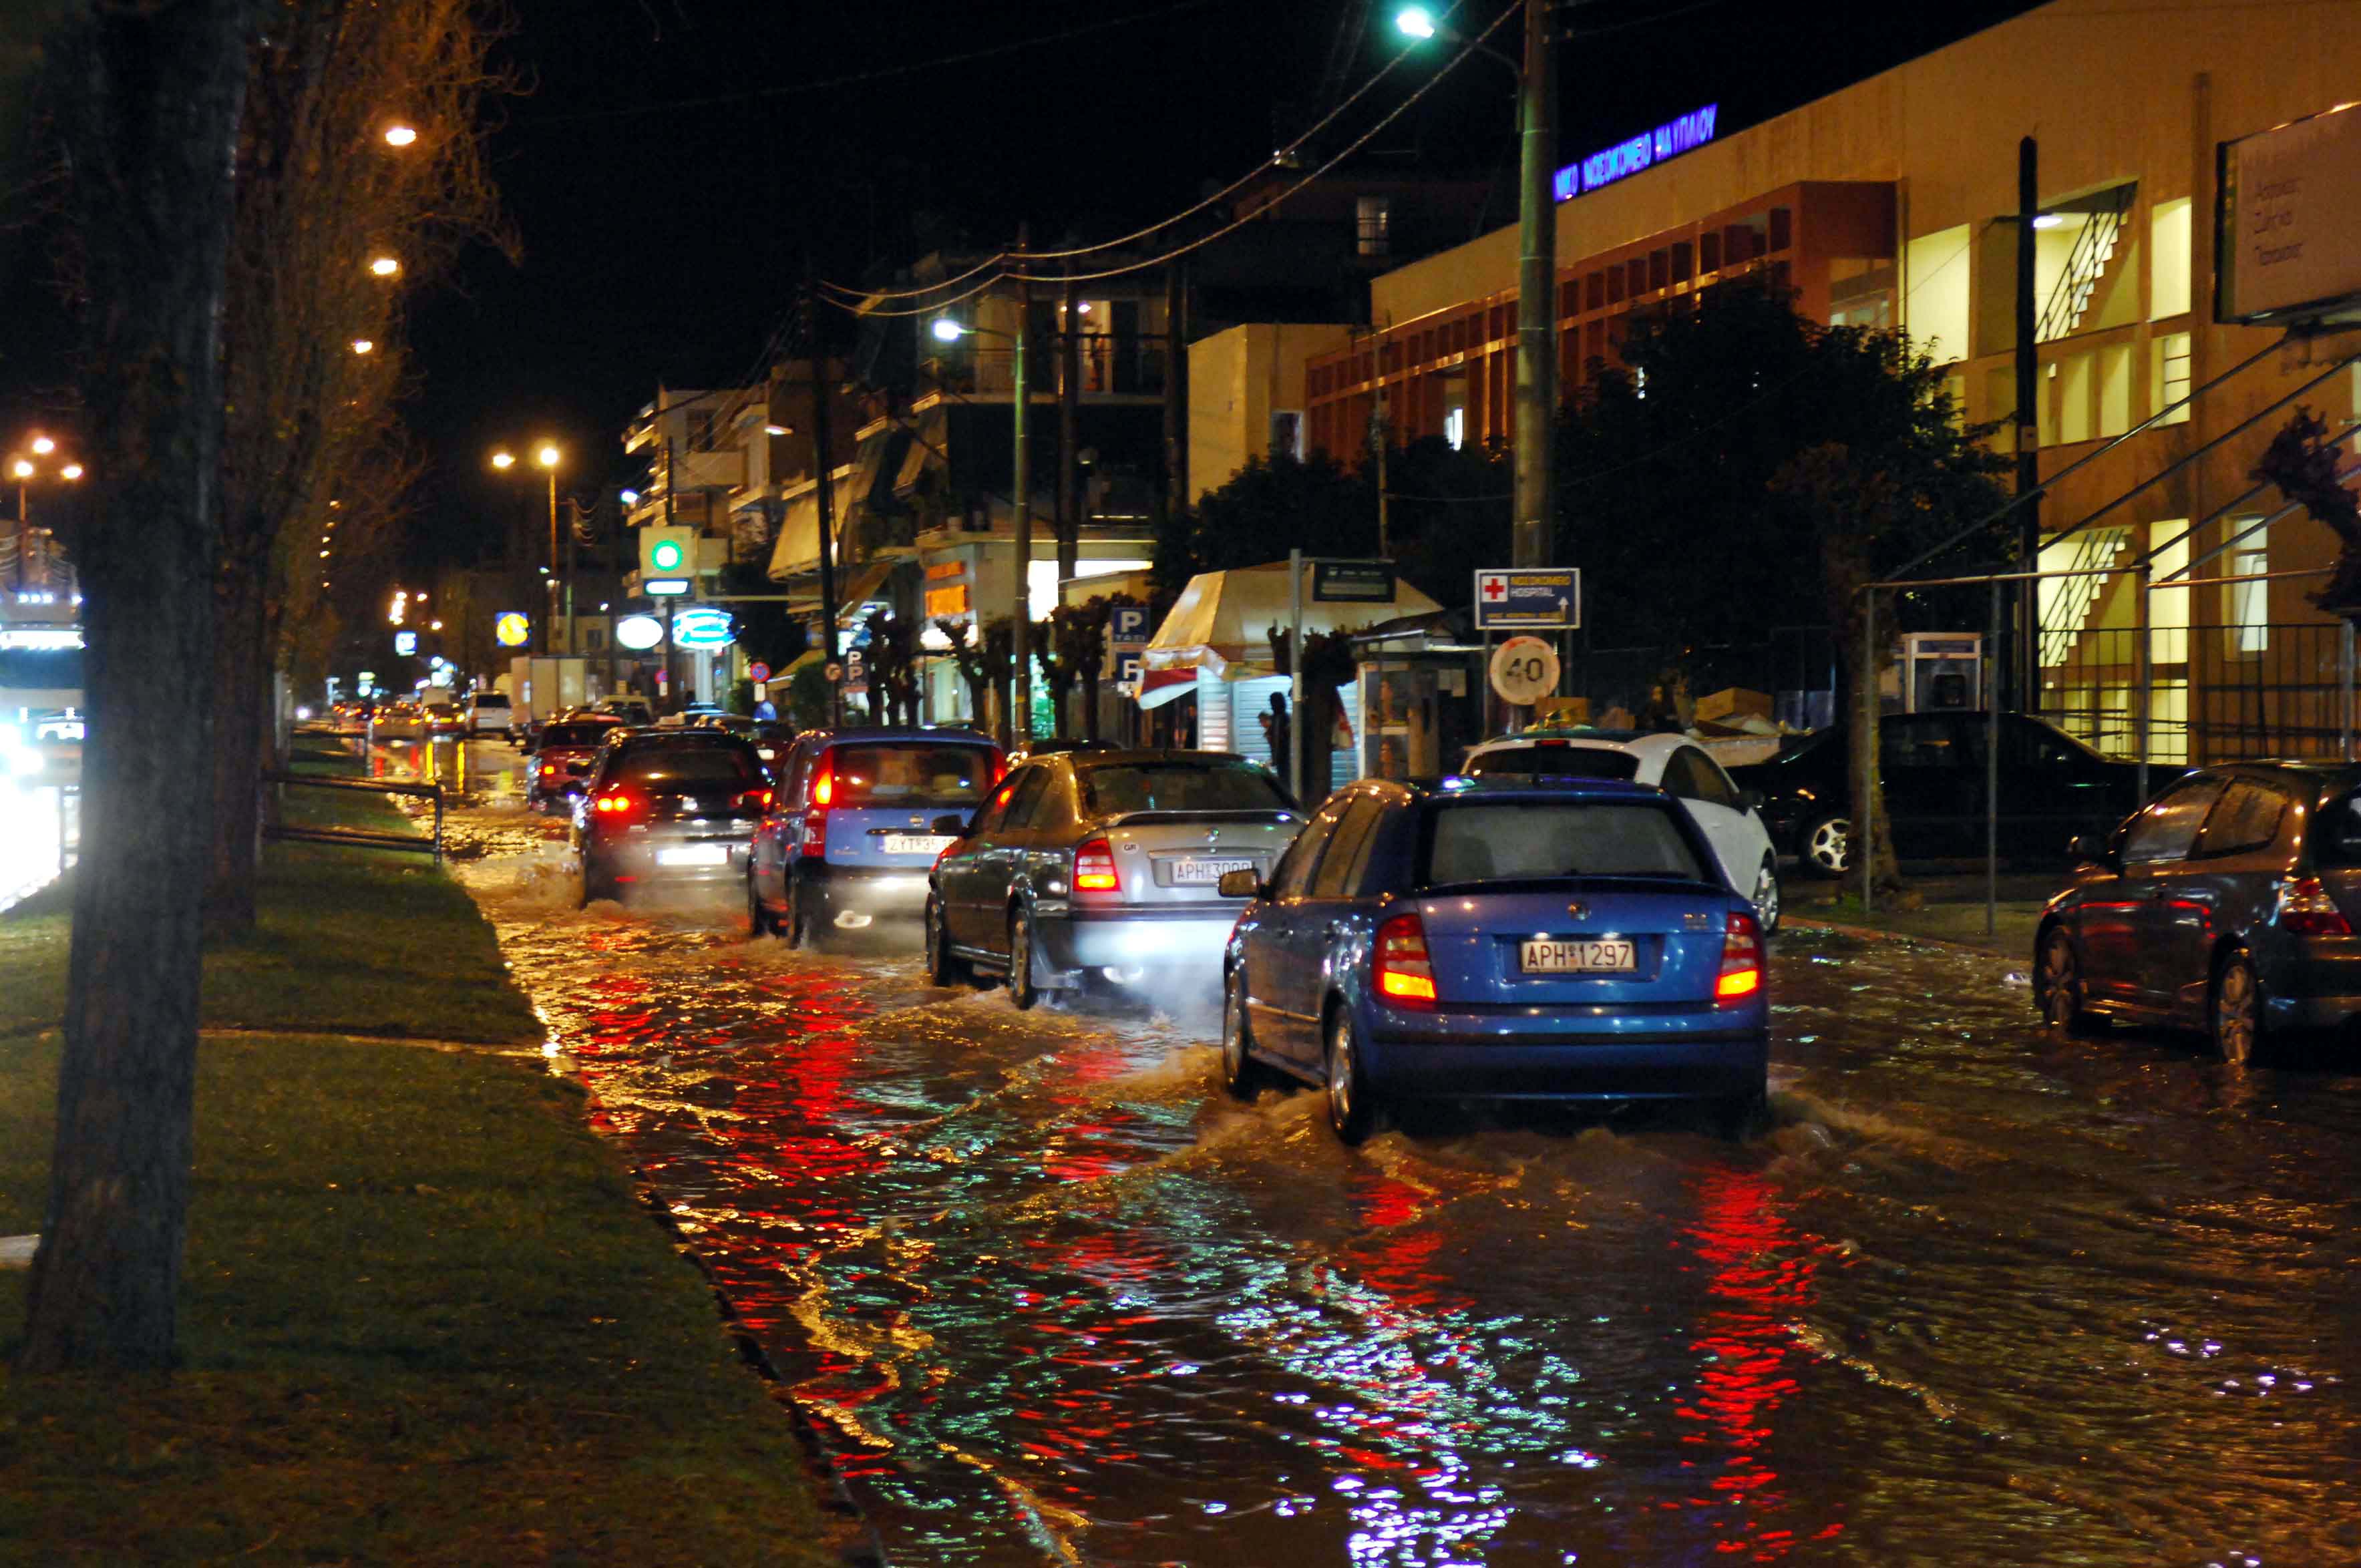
(1419, 801), (1708, 886)
(472, 694), (509, 708)
(827, 744), (995, 807)
(1080, 762), (1290, 816)
(614, 743), (762, 789)
(540, 723), (612, 747)
(1465, 745), (1640, 781)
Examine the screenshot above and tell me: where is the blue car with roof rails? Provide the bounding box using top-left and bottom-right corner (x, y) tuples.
(1218, 775), (1770, 1143)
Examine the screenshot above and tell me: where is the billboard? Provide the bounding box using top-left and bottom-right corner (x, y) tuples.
(2217, 100), (2361, 325)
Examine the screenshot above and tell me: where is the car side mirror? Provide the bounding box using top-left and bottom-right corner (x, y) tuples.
(1739, 788), (1765, 813)
(1218, 868), (1262, 899)
(932, 813), (969, 837)
(2068, 833), (2114, 867)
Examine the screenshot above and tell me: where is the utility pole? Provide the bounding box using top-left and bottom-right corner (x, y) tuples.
(1511, 0), (1558, 570)
(1373, 378), (1391, 558)
(661, 429), (677, 712)
(806, 288), (843, 727)
(1011, 225), (1034, 745)
(2014, 136), (2040, 713)
(1060, 276), (1083, 585)
(1163, 259), (1188, 516)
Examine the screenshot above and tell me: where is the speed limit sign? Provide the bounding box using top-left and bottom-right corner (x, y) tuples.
(1489, 635), (1561, 705)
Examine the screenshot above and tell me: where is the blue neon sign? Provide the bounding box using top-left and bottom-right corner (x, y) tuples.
(1552, 104), (1718, 202)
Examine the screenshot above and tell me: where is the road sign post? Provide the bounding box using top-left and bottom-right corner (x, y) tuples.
(1489, 635), (1561, 708)
(1473, 568), (1581, 631)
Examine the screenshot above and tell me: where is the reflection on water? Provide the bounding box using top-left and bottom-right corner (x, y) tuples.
(447, 791), (2361, 1566)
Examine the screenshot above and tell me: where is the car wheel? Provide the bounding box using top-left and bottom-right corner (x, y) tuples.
(1322, 1006), (1379, 1145)
(579, 855), (608, 908)
(2035, 925), (2105, 1035)
(925, 895), (970, 988)
(1220, 968), (1264, 1099)
(747, 872), (775, 939)
(1007, 907), (1041, 1012)
(783, 875), (812, 950)
(1751, 856), (1783, 934)
(1800, 813), (1851, 879)
(1712, 1086), (1769, 1142)
(2210, 948), (2265, 1066)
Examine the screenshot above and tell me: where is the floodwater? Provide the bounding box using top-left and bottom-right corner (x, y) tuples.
(441, 775), (2361, 1567)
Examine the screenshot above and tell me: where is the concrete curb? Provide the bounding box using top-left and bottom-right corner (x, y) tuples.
(1785, 916), (2032, 961)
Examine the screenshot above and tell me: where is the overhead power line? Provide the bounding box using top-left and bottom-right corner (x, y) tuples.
(815, 0), (1475, 303)
(826, 3), (1515, 317)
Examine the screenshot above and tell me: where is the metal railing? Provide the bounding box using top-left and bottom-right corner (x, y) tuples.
(262, 770), (445, 864)
(2042, 620), (2354, 763)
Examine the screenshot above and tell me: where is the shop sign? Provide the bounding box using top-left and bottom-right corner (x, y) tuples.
(1553, 104), (1718, 202)
(1312, 560), (1396, 603)
(614, 614), (664, 651)
(671, 606), (734, 649)
(494, 612), (530, 647)
(2218, 100), (2361, 324)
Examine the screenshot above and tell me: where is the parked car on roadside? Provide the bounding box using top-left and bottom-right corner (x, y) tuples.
(1729, 711), (2153, 877)
(751, 728), (1005, 946)
(2033, 761), (2361, 1064)
(925, 749), (1303, 1006)
(572, 729), (771, 905)
(1220, 776), (1770, 1143)
(1462, 729), (1782, 930)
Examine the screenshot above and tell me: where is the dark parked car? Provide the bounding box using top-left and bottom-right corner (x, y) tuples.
(528, 716), (626, 812)
(926, 749), (1302, 1007)
(1729, 711), (2153, 877)
(2034, 761), (2361, 1063)
(749, 728), (1005, 946)
(1220, 776), (1769, 1143)
(572, 729), (771, 905)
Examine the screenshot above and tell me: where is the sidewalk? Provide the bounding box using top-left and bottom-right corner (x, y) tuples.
(0, 742), (857, 1566)
(1781, 869), (2052, 958)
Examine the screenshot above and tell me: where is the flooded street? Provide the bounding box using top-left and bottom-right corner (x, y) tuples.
(439, 770), (2361, 1566)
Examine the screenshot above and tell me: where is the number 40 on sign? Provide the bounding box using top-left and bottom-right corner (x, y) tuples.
(1489, 635), (1561, 706)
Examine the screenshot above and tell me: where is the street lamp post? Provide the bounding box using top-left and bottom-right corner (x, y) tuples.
(932, 309), (1031, 744)
(7, 437), (86, 592)
(1401, 1), (1556, 568)
(490, 441), (565, 654)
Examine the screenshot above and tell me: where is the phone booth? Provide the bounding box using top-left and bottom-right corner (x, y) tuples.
(1901, 632), (1982, 713)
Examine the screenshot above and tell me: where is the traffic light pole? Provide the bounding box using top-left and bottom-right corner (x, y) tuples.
(808, 324), (843, 729)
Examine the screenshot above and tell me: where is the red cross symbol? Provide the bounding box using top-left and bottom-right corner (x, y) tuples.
(1481, 576), (1507, 602)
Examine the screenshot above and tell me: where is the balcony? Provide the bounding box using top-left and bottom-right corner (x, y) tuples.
(922, 335), (1168, 400)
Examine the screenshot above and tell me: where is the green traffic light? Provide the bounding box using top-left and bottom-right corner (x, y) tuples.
(1397, 6), (1437, 39)
(651, 539), (683, 571)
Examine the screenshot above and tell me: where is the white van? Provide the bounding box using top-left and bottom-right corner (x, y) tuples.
(464, 691), (512, 737)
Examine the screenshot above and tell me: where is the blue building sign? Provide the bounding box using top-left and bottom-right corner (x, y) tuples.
(1552, 105), (1719, 203)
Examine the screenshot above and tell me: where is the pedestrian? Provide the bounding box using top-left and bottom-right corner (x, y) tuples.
(1260, 692), (1290, 769)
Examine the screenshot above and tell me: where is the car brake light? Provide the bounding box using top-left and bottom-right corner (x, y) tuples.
(2277, 875), (2352, 936)
(1074, 837), (1120, 893)
(1375, 912), (1437, 1008)
(1716, 910), (1763, 1002)
(809, 757), (834, 808)
(739, 787), (771, 812)
(591, 788), (645, 823)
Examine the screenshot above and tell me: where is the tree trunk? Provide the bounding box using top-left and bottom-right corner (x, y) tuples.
(1837, 602), (1905, 900)
(205, 541), (272, 932)
(21, 0), (258, 1373)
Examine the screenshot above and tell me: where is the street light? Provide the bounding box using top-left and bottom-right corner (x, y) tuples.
(1397, 1), (1556, 568)
(931, 314), (1035, 741)
(491, 439), (566, 653)
(351, 338), (375, 355)
(9, 438), (85, 591)
(369, 255), (401, 277)
(29, 435), (53, 455)
(383, 124), (417, 147)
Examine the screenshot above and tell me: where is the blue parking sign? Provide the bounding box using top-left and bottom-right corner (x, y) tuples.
(1110, 605), (1150, 647)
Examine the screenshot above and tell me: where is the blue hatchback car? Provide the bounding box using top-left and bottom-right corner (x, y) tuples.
(1220, 777), (1771, 1142)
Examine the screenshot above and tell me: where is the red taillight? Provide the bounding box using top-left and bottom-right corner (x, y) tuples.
(739, 787), (771, 812)
(590, 788), (645, 823)
(2278, 875), (2352, 936)
(1375, 912), (1437, 1009)
(1073, 837), (1120, 893)
(810, 758), (835, 809)
(990, 755), (1007, 786)
(1716, 910), (1763, 1002)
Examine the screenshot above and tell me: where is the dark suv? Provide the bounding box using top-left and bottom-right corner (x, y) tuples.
(749, 728), (1005, 946)
(572, 729), (771, 905)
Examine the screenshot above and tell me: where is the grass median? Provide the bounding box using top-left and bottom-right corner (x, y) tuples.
(0, 741), (848, 1565)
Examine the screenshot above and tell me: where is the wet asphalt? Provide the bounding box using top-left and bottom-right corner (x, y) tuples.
(433, 745), (2361, 1567)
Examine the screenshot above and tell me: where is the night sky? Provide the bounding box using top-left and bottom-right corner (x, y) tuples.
(394, 0), (2048, 571)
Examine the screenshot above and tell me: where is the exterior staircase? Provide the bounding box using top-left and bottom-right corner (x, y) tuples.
(2039, 185), (2135, 342)
(2038, 524), (2129, 668)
